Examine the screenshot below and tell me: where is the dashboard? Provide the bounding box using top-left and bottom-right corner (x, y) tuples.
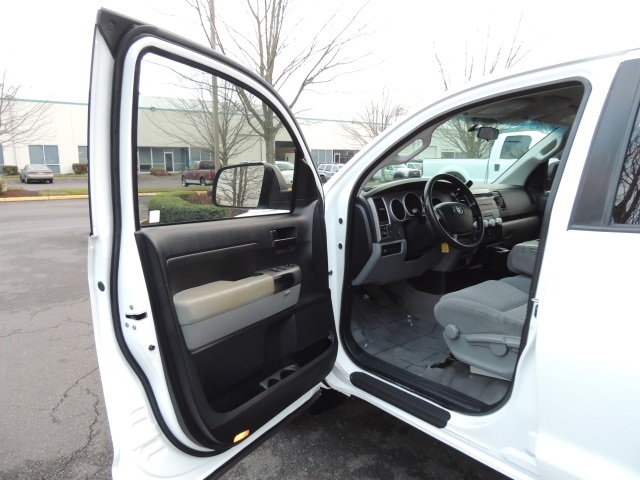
(349, 179), (541, 285)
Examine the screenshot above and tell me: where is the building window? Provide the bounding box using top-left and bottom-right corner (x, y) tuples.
(332, 149), (358, 164)
(28, 145), (60, 173)
(138, 147), (188, 172)
(138, 147), (167, 172)
(172, 147), (189, 172)
(78, 146), (88, 164)
(311, 149), (332, 166)
(441, 150), (465, 160)
(612, 105), (640, 224)
(189, 148), (212, 166)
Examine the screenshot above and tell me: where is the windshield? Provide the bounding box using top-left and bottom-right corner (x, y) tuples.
(365, 115), (555, 190)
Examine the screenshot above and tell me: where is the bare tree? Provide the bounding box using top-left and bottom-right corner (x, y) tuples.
(341, 89), (407, 147)
(433, 13), (530, 92)
(143, 69), (257, 168)
(215, 163), (263, 207)
(428, 17), (531, 158)
(613, 121), (640, 224)
(435, 117), (496, 159)
(185, 0), (369, 163)
(0, 71), (51, 148)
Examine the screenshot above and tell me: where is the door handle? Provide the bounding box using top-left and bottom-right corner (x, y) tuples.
(270, 228), (297, 252)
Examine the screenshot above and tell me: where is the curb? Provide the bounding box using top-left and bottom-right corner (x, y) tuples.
(0, 194), (89, 202)
(0, 191), (195, 203)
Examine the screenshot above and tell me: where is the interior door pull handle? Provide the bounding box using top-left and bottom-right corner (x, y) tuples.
(270, 228), (297, 252)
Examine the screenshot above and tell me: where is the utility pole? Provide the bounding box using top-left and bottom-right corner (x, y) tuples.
(209, 0), (221, 170)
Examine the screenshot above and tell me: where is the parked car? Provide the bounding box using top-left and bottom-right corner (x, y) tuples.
(405, 161), (423, 175)
(181, 160), (216, 186)
(88, 9), (640, 480)
(20, 164), (54, 184)
(373, 163), (421, 182)
(275, 161), (294, 185)
(317, 163), (343, 183)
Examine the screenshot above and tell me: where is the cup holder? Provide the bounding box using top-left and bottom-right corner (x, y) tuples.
(259, 364), (300, 391)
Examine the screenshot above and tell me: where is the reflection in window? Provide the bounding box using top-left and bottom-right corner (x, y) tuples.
(613, 107), (640, 224)
(500, 135), (532, 159)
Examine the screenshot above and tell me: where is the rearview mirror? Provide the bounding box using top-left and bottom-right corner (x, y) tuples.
(477, 127), (499, 141)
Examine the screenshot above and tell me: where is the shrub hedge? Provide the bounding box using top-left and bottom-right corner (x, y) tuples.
(72, 163), (88, 174)
(148, 192), (227, 224)
(0, 177), (6, 194)
(2, 165), (18, 175)
(150, 168), (170, 176)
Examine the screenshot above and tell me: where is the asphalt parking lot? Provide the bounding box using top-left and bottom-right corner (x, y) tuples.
(0, 198), (507, 480)
(3, 173), (185, 192)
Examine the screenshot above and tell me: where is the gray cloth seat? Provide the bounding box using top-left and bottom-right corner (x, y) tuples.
(434, 240), (538, 380)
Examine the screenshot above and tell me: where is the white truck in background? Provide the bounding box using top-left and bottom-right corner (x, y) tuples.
(421, 131), (546, 183)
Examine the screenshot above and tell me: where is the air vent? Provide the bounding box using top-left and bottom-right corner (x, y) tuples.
(373, 198), (390, 225)
(493, 191), (507, 211)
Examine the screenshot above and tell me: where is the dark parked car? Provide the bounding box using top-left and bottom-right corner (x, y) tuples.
(20, 164), (54, 183)
(181, 160), (216, 186)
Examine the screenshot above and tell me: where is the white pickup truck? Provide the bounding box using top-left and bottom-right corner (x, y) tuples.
(88, 9), (640, 480)
(420, 130), (547, 183)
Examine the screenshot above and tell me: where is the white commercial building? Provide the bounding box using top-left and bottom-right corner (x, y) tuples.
(0, 99), (363, 174)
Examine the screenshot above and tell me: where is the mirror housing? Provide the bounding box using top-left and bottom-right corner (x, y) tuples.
(213, 162), (290, 210)
(477, 127), (499, 141)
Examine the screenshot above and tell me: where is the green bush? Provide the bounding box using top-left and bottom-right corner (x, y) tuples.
(150, 168), (169, 176)
(148, 193), (227, 224)
(0, 177), (6, 194)
(72, 163), (88, 174)
(2, 165), (18, 175)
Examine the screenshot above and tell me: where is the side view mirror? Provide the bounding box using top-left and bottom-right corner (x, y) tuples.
(213, 162), (290, 209)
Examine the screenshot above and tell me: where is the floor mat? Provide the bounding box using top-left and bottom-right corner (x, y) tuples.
(351, 291), (510, 405)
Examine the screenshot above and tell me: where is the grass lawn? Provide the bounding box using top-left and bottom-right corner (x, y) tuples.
(1, 185), (209, 197)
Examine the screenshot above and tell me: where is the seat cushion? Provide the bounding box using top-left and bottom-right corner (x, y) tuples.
(434, 280), (529, 336)
(500, 274), (532, 293)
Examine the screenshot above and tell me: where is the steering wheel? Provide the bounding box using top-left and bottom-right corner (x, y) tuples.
(423, 174), (484, 251)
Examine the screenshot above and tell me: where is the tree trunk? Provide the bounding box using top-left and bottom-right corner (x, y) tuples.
(263, 107), (276, 164)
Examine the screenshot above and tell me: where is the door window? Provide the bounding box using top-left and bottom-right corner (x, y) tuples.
(612, 104), (640, 224)
(136, 53), (297, 226)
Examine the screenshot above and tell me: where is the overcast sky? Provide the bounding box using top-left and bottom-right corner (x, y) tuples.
(1, 0), (638, 120)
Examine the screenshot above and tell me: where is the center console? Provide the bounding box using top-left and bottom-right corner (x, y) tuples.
(474, 190), (503, 243)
